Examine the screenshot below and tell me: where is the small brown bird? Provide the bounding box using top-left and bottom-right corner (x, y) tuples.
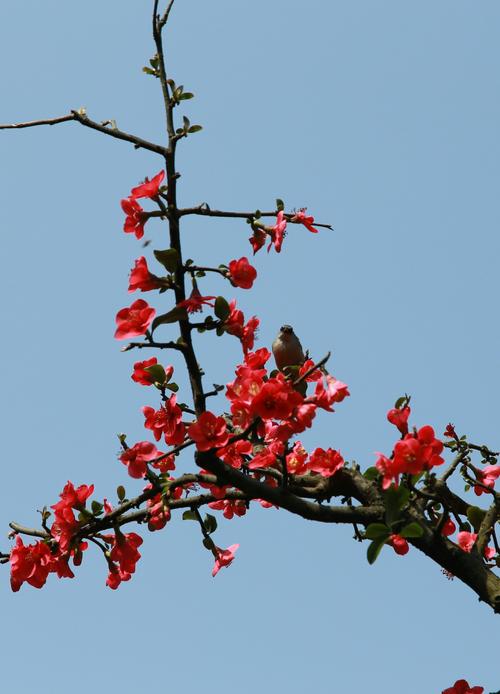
(272, 325), (305, 372)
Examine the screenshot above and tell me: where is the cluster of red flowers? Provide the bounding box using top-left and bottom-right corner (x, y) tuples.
(376, 407), (445, 489)
(120, 169), (165, 240)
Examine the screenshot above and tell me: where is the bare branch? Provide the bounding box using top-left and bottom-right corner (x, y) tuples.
(178, 205), (333, 230)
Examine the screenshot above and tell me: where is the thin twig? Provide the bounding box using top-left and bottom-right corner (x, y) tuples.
(178, 205), (333, 229)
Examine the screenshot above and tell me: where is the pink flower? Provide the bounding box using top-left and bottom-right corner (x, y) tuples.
(121, 198), (147, 239)
(212, 544), (239, 577)
(441, 518), (456, 537)
(292, 208), (318, 233)
(388, 534), (409, 556)
(375, 452), (402, 489)
(228, 257), (257, 289)
(268, 210), (287, 253)
(130, 170), (165, 199)
(128, 256), (162, 293)
(457, 531), (496, 560)
(114, 299), (155, 339)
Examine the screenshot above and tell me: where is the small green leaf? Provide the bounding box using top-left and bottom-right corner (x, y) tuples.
(188, 124), (203, 133)
(145, 364), (167, 384)
(203, 513), (218, 534)
(165, 382), (179, 392)
(183, 115), (191, 130)
(154, 248), (179, 272)
(364, 523), (390, 540)
(363, 466), (380, 480)
(182, 510), (198, 521)
(117, 485), (126, 501)
(202, 537), (215, 550)
(142, 67), (157, 76)
(179, 92), (194, 100)
(276, 198), (285, 212)
(467, 506), (486, 532)
(367, 538), (386, 565)
(394, 396), (406, 409)
(78, 509), (93, 522)
(152, 306), (188, 333)
(384, 484), (410, 526)
(214, 296), (230, 321)
(400, 522), (423, 538)
(91, 501), (103, 516)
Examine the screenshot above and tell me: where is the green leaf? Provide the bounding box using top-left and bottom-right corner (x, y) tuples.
(142, 67), (157, 76)
(214, 296), (230, 321)
(78, 509), (93, 522)
(183, 115), (191, 130)
(182, 510), (198, 521)
(394, 396), (406, 409)
(179, 92), (194, 100)
(188, 124), (203, 133)
(384, 484), (410, 526)
(154, 248), (179, 272)
(91, 501), (103, 516)
(367, 538), (386, 565)
(152, 306), (188, 333)
(165, 382), (179, 392)
(276, 198), (285, 212)
(203, 513), (218, 535)
(117, 485), (126, 502)
(363, 466), (380, 480)
(364, 523), (390, 540)
(202, 537), (215, 550)
(145, 363), (167, 384)
(400, 522), (423, 538)
(467, 506), (486, 532)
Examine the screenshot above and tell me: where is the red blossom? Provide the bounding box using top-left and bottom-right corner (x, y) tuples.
(441, 518), (456, 536)
(144, 484), (171, 531)
(268, 210), (287, 253)
(142, 394), (185, 446)
(109, 531), (143, 575)
(128, 256), (162, 293)
(130, 170), (165, 199)
(286, 441), (308, 475)
(212, 543), (239, 577)
(457, 531), (496, 560)
(224, 300), (259, 353)
(178, 287), (216, 314)
(307, 448), (344, 478)
(121, 197), (147, 239)
(388, 534), (409, 556)
(10, 536), (53, 592)
(114, 299), (156, 339)
(228, 256), (257, 289)
(119, 441), (163, 479)
(188, 411), (230, 451)
(250, 377), (303, 420)
(310, 375), (350, 411)
(208, 499), (247, 519)
(473, 465), (500, 496)
(392, 425), (444, 475)
(244, 348), (271, 369)
(387, 405), (411, 436)
(442, 679), (484, 694)
(443, 423), (459, 440)
(217, 439), (253, 468)
(375, 452), (402, 490)
(132, 358), (173, 386)
(249, 227), (267, 254)
(292, 208), (318, 233)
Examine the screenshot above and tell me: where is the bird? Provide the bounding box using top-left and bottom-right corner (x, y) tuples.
(272, 325), (305, 372)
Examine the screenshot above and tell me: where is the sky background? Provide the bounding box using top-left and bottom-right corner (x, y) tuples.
(1, 1), (499, 692)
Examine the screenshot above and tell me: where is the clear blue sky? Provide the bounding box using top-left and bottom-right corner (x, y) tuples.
(1, 2), (499, 692)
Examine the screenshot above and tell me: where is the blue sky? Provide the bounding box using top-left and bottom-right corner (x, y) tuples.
(1, 2), (499, 692)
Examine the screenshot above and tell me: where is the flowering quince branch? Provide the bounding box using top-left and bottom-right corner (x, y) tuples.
(3, 16), (500, 685)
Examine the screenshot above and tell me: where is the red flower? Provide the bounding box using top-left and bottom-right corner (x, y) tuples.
(50, 481), (94, 553)
(208, 499), (247, 519)
(268, 210), (287, 253)
(245, 348), (271, 369)
(217, 439), (253, 468)
(188, 411), (230, 451)
(250, 378), (303, 420)
(286, 441), (308, 475)
(442, 679), (484, 694)
(292, 208), (318, 233)
(387, 406), (411, 436)
(457, 531), (496, 560)
(121, 197), (147, 239)
(114, 299), (156, 339)
(388, 533), (409, 556)
(307, 448), (344, 478)
(10, 536), (52, 591)
(249, 227), (267, 255)
(119, 441), (162, 479)
(109, 531), (143, 575)
(142, 394), (185, 446)
(224, 300), (259, 354)
(131, 357), (174, 386)
(178, 287), (216, 314)
(228, 257), (257, 289)
(441, 518), (456, 536)
(392, 425), (444, 475)
(212, 543), (239, 577)
(443, 423), (459, 440)
(128, 256), (162, 293)
(473, 465), (500, 496)
(375, 452), (402, 490)
(130, 170), (165, 199)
